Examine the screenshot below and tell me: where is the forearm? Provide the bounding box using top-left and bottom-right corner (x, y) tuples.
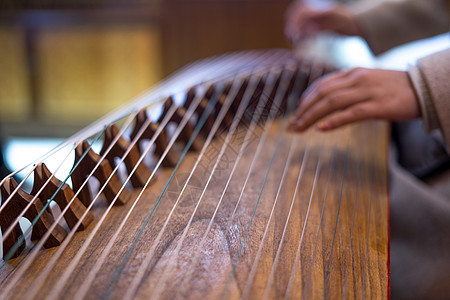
(352, 0), (449, 55)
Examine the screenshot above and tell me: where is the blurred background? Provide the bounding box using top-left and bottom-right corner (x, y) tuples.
(0, 0), (292, 136)
(0, 0), (448, 172)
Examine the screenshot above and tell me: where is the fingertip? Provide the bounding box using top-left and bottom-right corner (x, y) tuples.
(316, 120), (331, 131)
(295, 119), (305, 129)
(287, 120), (307, 133)
(317, 121), (330, 130)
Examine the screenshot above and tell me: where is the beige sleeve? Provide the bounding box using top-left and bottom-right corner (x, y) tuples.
(408, 49), (450, 149)
(352, 0), (449, 55)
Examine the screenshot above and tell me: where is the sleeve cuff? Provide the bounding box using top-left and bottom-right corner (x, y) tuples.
(409, 49), (450, 150)
(408, 64), (441, 132)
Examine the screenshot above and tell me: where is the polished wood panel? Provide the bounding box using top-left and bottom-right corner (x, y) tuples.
(0, 120), (388, 299)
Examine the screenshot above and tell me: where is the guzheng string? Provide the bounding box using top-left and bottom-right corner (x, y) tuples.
(229, 68), (297, 221)
(0, 50), (251, 254)
(21, 100), (181, 300)
(129, 59), (302, 298)
(72, 81), (232, 300)
(0, 140), (79, 235)
(76, 51), (286, 299)
(0, 127), (107, 264)
(14, 49), (268, 300)
(300, 142), (337, 299)
(229, 61), (314, 221)
(222, 120), (293, 300)
(255, 140), (310, 300)
(53, 54), (266, 298)
(42, 51), (284, 300)
(241, 64), (315, 299)
(146, 62), (301, 300)
(221, 63), (312, 300)
(323, 141), (350, 299)
(98, 53), (293, 300)
(2, 49), (330, 298)
(137, 70), (283, 300)
(283, 152), (323, 300)
(142, 70), (276, 300)
(241, 134), (297, 300)
(101, 68), (263, 299)
(0, 112), (140, 297)
(98, 84), (230, 300)
(361, 129), (379, 299)
(150, 70), (283, 299)
(341, 134), (362, 298)
(284, 65), (336, 300)
(0, 140), (80, 256)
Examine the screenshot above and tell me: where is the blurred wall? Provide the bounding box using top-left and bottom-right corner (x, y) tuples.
(0, 0), (291, 137)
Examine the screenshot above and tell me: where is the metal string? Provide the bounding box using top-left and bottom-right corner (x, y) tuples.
(34, 100), (190, 298)
(68, 94), (208, 300)
(0, 111), (140, 298)
(283, 150), (323, 300)
(361, 127), (377, 300)
(221, 114), (294, 300)
(241, 134), (297, 300)
(73, 52), (283, 300)
(0, 54), (256, 263)
(99, 82), (228, 300)
(323, 139), (351, 300)
(239, 63), (311, 299)
(0, 127), (107, 264)
(219, 66), (304, 300)
(228, 61), (316, 222)
(258, 145), (310, 300)
(14, 49), (250, 300)
(299, 141), (337, 299)
(229, 68), (297, 222)
(42, 104), (183, 300)
(220, 61), (314, 300)
(145, 72), (268, 300)
(76, 75), (244, 300)
(0, 50), (253, 194)
(0, 51), (238, 212)
(152, 69), (285, 300)
(96, 51), (285, 300)
(121, 72), (270, 299)
(0, 51), (227, 189)
(341, 131), (362, 299)
(0, 141), (80, 247)
(0, 49), (308, 298)
(98, 54), (288, 298)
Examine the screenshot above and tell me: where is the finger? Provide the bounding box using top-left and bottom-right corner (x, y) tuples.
(316, 101), (379, 131)
(293, 89), (368, 131)
(293, 69), (354, 118)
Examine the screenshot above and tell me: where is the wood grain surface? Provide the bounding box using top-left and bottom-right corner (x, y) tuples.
(0, 118), (389, 299)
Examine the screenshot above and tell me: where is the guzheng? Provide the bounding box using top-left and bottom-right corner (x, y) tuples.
(0, 49), (389, 299)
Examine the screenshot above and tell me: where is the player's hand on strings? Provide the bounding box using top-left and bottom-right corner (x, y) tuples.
(288, 68), (421, 132)
(284, 2), (363, 42)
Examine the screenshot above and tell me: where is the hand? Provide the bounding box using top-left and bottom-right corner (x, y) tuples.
(284, 2), (363, 42)
(288, 68), (421, 132)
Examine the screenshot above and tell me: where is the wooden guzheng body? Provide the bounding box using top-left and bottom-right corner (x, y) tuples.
(0, 49), (389, 299)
